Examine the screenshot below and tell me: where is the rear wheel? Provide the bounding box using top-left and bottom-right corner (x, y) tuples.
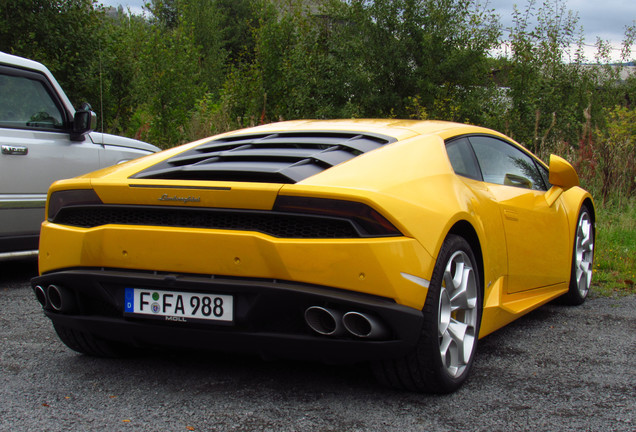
(561, 205), (594, 305)
(373, 234), (482, 393)
(53, 324), (129, 358)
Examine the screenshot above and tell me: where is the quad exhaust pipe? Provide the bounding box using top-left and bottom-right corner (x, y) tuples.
(343, 311), (389, 340)
(33, 284), (76, 313)
(304, 306), (345, 336)
(34, 285), (48, 308)
(304, 306), (389, 340)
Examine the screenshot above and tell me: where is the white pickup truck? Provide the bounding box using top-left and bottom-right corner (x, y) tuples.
(0, 51), (160, 260)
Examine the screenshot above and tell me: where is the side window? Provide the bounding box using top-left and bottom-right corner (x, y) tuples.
(537, 161), (551, 189)
(445, 137), (482, 181)
(469, 136), (547, 191)
(0, 72), (64, 130)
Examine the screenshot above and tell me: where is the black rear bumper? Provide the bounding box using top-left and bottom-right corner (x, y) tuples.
(32, 268), (423, 363)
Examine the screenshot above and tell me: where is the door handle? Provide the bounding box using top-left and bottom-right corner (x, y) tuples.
(503, 209), (519, 221)
(1, 145), (28, 155)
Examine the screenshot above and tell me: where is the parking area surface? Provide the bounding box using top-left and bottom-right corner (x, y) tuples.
(1, 260), (634, 431)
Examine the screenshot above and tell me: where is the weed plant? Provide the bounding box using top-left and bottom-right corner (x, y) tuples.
(591, 199), (636, 296)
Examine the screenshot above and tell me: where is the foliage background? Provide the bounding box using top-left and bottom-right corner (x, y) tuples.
(1, 0), (634, 289)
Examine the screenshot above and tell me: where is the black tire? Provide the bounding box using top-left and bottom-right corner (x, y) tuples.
(373, 234), (482, 393)
(53, 323), (129, 358)
(560, 204), (595, 306)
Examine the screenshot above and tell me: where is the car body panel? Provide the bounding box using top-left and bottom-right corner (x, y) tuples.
(488, 183), (570, 292)
(87, 131), (161, 155)
(480, 278), (568, 336)
(37, 222), (433, 310)
(1, 128), (101, 196)
(90, 180), (283, 211)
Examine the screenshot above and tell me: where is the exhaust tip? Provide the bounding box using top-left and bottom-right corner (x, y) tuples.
(343, 311), (389, 340)
(34, 285), (47, 308)
(47, 285), (64, 311)
(47, 284), (76, 312)
(304, 306), (344, 336)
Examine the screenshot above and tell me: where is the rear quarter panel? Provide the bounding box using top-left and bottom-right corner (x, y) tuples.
(284, 134), (508, 289)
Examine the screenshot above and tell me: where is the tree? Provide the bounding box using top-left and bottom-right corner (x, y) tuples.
(0, 0), (103, 107)
(317, 0), (500, 120)
(593, 106), (636, 204)
(210, 0), (501, 126)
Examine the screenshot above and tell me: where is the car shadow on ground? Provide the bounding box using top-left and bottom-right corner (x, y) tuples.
(0, 258), (38, 285)
(61, 346), (387, 398)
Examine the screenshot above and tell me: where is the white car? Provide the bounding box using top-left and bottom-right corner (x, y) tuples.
(0, 52), (159, 260)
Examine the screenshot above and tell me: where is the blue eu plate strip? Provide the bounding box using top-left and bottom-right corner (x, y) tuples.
(124, 288), (134, 312)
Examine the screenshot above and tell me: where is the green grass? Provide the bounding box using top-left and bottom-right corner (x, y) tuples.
(591, 198), (636, 297)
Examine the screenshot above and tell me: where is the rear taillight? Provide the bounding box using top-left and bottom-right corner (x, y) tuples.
(48, 189), (102, 220)
(273, 195), (401, 236)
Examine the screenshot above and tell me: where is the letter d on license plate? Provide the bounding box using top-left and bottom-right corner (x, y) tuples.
(124, 288), (233, 323)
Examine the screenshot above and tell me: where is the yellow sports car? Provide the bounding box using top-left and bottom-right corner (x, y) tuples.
(31, 119), (594, 393)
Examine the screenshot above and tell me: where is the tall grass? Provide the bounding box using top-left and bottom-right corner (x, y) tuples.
(592, 199), (636, 296)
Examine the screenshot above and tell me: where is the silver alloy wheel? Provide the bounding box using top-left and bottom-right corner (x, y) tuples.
(438, 250), (478, 378)
(574, 211), (594, 298)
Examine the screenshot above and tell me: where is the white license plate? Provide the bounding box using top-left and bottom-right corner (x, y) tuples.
(124, 288), (233, 323)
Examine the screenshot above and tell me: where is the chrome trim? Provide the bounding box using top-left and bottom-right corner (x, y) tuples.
(0, 194), (46, 209)
(0, 250), (38, 261)
(304, 306), (345, 336)
(342, 311), (389, 340)
(158, 194), (201, 203)
(1, 145), (28, 155)
(401, 272), (430, 288)
(130, 184), (231, 191)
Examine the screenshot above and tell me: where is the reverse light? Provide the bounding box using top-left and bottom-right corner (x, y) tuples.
(48, 189), (102, 220)
(273, 195), (402, 236)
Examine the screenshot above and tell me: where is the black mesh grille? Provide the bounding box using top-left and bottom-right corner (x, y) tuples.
(131, 131), (396, 183)
(52, 205), (363, 238)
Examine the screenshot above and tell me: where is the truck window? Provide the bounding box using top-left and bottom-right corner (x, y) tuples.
(0, 73), (64, 130)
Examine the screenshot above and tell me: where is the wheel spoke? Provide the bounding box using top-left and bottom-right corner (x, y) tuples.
(439, 331), (458, 376)
(448, 319), (469, 363)
(438, 287), (451, 337)
(443, 266), (458, 292)
(439, 318), (476, 370)
(580, 234), (592, 249)
(579, 258), (591, 273)
(449, 266), (477, 310)
(439, 331), (452, 359)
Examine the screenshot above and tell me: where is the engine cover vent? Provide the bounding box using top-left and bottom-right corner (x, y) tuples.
(132, 131), (396, 183)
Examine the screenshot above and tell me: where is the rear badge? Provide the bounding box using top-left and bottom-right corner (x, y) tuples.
(158, 194), (201, 203)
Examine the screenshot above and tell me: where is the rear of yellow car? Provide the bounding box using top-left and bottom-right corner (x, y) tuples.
(31, 119), (594, 393)
(32, 122), (449, 366)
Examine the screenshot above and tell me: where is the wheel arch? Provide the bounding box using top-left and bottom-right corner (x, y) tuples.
(447, 220), (485, 298)
(581, 197), (596, 226)
(559, 194), (596, 305)
(561, 189), (596, 250)
(580, 196), (596, 250)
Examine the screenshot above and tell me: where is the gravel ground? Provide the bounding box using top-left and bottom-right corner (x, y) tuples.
(1, 259), (635, 432)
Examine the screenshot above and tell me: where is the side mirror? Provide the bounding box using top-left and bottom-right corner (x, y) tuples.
(70, 102), (97, 142)
(504, 173), (533, 189)
(545, 155), (579, 206)
(548, 154), (579, 190)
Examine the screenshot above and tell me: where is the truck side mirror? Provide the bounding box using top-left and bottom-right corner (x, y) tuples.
(70, 102), (97, 141)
